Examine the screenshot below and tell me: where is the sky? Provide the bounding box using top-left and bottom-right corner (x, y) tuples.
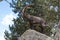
(0, 0), (17, 40)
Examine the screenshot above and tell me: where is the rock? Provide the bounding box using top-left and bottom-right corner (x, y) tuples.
(18, 29), (54, 40)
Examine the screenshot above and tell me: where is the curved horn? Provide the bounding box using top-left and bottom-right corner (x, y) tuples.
(22, 4), (34, 13)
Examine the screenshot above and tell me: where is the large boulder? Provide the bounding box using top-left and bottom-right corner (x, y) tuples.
(18, 29), (54, 40)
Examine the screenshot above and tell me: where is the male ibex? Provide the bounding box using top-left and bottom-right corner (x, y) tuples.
(22, 4), (48, 32)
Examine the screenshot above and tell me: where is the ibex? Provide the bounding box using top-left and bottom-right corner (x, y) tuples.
(21, 4), (48, 32)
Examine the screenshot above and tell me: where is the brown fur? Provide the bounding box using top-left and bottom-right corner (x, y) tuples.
(22, 4), (47, 30)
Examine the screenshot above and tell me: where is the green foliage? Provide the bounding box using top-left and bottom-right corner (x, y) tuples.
(4, 0), (59, 40)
